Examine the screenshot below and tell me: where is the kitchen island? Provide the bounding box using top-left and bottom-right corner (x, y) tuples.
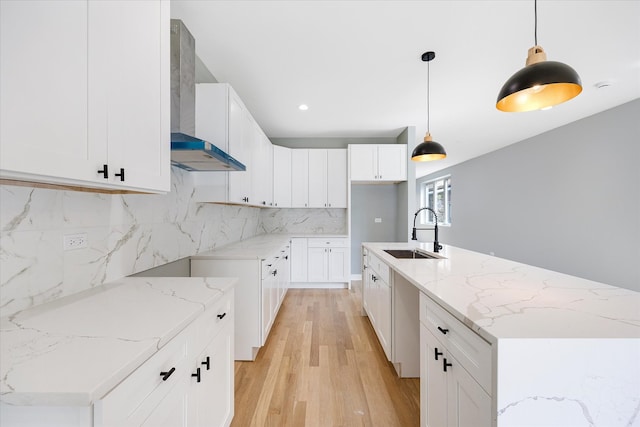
(362, 241), (640, 427)
(0, 276), (237, 427)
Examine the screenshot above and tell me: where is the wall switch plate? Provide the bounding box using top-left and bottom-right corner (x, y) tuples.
(64, 233), (88, 251)
(374, 218), (382, 223)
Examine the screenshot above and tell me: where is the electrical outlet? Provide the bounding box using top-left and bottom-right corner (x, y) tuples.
(63, 233), (88, 251)
(489, 251), (495, 256)
(374, 217), (382, 223)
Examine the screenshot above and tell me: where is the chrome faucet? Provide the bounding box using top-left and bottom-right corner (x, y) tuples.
(412, 207), (443, 252)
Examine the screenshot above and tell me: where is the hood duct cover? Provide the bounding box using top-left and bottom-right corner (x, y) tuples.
(170, 19), (245, 171)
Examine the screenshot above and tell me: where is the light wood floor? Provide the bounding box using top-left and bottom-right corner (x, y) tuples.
(231, 283), (420, 427)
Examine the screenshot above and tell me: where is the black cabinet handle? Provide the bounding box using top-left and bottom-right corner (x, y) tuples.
(284, 255), (288, 260)
(217, 312), (227, 320)
(114, 168), (125, 182)
(437, 326), (449, 335)
(435, 348), (443, 361)
(97, 164), (109, 179)
(192, 367), (201, 383)
(443, 358), (452, 372)
(202, 356), (210, 370)
(272, 269), (277, 276)
(159, 367), (175, 381)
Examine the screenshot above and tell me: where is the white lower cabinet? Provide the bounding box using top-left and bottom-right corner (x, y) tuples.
(292, 237), (350, 286)
(419, 292), (491, 427)
(362, 251), (392, 359)
(94, 288), (235, 427)
(191, 242), (290, 361)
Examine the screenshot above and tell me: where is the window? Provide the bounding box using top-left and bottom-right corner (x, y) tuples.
(419, 176), (451, 225)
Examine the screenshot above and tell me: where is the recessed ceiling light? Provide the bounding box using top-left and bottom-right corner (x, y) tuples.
(298, 104), (309, 111)
(594, 80), (614, 89)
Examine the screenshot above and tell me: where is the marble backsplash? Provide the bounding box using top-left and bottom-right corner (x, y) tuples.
(0, 167), (347, 317)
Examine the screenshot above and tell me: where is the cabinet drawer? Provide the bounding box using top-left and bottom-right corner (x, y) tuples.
(368, 253), (390, 284)
(194, 289), (234, 356)
(307, 238), (348, 248)
(95, 327), (191, 426)
(419, 292), (492, 394)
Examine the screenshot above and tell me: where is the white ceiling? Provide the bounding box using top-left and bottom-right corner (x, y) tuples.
(171, 0), (640, 178)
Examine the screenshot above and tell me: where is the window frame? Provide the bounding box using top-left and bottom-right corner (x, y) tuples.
(418, 175), (452, 226)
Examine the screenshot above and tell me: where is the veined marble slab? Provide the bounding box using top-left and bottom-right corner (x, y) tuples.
(0, 277), (236, 406)
(364, 241), (640, 341)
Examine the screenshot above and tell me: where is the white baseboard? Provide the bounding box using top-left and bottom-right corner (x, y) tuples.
(351, 273), (362, 281)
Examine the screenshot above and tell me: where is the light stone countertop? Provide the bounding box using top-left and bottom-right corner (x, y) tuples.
(363, 241), (640, 342)
(192, 233), (348, 260)
(0, 276), (237, 407)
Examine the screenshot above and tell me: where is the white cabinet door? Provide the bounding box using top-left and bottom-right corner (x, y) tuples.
(308, 149), (328, 208)
(192, 321), (234, 427)
(327, 247), (349, 282)
(273, 145), (292, 208)
(446, 352), (491, 427)
(307, 247), (328, 282)
(252, 128), (273, 206)
(327, 149), (348, 208)
(377, 145), (407, 182)
(262, 264), (274, 342)
(421, 325), (448, 427)
(0, 1), (96, 184)
(90, 0), (170, 192)
(290, 238), (308, 282)
(378, 277), (392, 359)
(228, 101), (253, 204)
(349, 145), (377, 181)
(291, 149), (309, 208)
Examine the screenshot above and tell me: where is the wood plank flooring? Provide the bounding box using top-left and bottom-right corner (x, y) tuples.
(231, 284), (420, 427)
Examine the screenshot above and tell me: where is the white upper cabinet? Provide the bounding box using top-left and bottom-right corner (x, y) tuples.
(251, 128), (273, 207)
(308, 149), (347, 208)
(272, 145), (292, 208)
(0, 0), (170, 193)
(194, 83), (254, 205)
(349, 144), (407, 183)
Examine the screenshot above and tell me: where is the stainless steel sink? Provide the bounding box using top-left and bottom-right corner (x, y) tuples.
(383, 249), (438, 259)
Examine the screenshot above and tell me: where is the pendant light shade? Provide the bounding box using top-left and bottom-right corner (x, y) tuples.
(496, 1), (581, 112)
(412, 51), (446, 162)
(411, 133), (446, 161)
(496, 46), (582, 112)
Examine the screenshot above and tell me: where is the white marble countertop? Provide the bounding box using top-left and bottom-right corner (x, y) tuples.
(363, 241), (640, 342)
(0, 276), (236, 407)
(192, 233), (348, 260)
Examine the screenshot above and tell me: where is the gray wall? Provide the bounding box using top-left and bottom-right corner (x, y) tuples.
(417, 99), (640, 291)
(351, 184), (400, 273)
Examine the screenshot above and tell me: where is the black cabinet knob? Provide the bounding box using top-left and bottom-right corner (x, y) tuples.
(202, 356), (210, 370)
(217, 312), (227, 320)
(159, 367), (175, 381)
(437, 326), (449, 335)
(114, 168), (125, 182)
(192, 367), (201, 383)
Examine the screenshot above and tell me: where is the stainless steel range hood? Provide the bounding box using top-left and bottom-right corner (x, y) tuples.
(170, 20), (245, 172)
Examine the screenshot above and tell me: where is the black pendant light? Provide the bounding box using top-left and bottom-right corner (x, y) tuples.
(496, 0), (582, 112)
(412, 51), (446, 162)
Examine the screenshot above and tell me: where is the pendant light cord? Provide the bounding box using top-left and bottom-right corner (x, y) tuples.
(534, 0), (538, 46)
(426, 59), (430, 134)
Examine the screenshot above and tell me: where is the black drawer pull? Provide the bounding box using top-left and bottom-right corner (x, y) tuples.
(202, 356), (210, 370)
(192, 367), (201, 383)
(435, 348), (443, 361)
(114, 168), (125, 182)
(437, 326), (449, 335)
(159, 367), (175, 381)
(97, 164), (108, 179)
(443, 358), (453, 372)
(217, 312), (227, 320)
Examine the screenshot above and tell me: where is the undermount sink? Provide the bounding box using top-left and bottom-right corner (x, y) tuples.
(383, 249), (438, 259)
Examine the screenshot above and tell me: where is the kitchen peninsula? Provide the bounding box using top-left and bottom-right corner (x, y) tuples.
(362, 241), (640, 427)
